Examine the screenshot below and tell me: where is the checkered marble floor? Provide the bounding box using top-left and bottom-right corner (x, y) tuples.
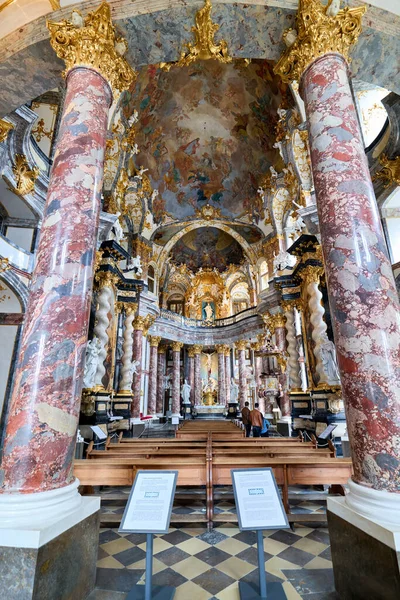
(89, 518), (338, 600)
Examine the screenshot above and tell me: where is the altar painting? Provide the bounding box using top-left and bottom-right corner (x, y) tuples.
(200, 352), (218, 389)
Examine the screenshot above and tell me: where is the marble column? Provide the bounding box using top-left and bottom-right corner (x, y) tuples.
(216, 345), (226, 405)
(0, 66), (114, 494)
(294, 307), (308, 392)
(224, 346), (231, 406)
(272, 316), (291, 418)
(147, 336), (161, 416)
(156, 345), (166, 416)
(193, 345), (203, 405)
(187, 346), (195, 405)
(302, 265), (332, 387)
(301, 53), (400, 493)
(118, 304), (136, 393)
(235, 340), (248, 408)
(131, 316), (146, 420)
(283, 302), (302, 391)
(171, 342), (183, 416)
(93, 272), (116, 388)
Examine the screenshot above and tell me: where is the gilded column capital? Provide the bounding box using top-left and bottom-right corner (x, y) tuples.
(158, 344), (167, 354)
(235, 340), (248, 351)
(171, 341), (184, 352)
(187, 347), (196, 358)
(148, 335), (162, 347)
(274, 0), (366, 84)
(47, 2), (136, 96)
(193, 344), (203, 354)
(301, 265), (324, 286)
(223, 345), (231, 357)
(133, 315), (146, 331)
(216, 344), (225, 354)
(262, 311), (286, 333)
(0, 119), (13, 144)
(95, 270), (118, 289)
(250, 341), (262, 352)
(281, 298), (303, 312)
(143, 314), (156, 336)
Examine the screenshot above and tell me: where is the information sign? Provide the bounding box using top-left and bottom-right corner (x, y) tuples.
(232, 468), (289, 531)
(119, 470), (178, 535)
(318, 424), (337, 440)
(90, 425), (108, 440)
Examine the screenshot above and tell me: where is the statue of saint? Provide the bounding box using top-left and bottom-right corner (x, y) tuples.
(181, 379), (191, 403)
(127, 255), (143, 276)
(203, 302), (214, 322)
(320, 340), (340, 382)
(109, 212), (124, 244)
(83, 337), (102, 389)
(129, 360), (140, 378)
(230, 378), (239, 403)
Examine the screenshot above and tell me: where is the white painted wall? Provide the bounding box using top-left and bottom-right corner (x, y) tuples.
(0, 280), (22, 422)
(5, 226), (34, 253)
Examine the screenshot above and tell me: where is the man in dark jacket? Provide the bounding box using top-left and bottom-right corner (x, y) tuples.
(241, 401), (251, 437)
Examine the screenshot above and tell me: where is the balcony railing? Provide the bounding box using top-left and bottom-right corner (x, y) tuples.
(159, 306), (259, 329)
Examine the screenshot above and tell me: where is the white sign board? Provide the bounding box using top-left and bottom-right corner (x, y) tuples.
(90, 425), (108, 440)
(231, 468), (289, 531)
(119, 470), (178, 534)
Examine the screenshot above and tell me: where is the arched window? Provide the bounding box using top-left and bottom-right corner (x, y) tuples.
(259, 261), (269, 291)
(148, 265), (156, 294)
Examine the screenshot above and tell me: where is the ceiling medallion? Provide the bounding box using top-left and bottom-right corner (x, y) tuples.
(160, 0), (233, 71)
(195, 203), (222, 220)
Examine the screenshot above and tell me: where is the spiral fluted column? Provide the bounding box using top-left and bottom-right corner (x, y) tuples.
(118, 304), (136, 393)
(283, 303), (302, 391)
(93, 272), (116, 388)
(302, 266), (329, 387)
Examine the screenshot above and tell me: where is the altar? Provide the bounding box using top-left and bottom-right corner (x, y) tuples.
(194, 404), (227, 419)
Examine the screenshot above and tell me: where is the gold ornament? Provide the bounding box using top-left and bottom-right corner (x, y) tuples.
(0, 257), (10, 273)
(374, 154), (400, 188)
(235, 340), (247, 351)
(149, 335), (162, 347)
(188, 347), (196, 358)
(95, 270), (118, 289)
(160, 0), (232, 71)
(193, 344), (203, 354)
(262, 311), (286, 333)
(194, 204), (222, 220)
(158, 344), (167, 354)
(8, 154), (39, 197)
(172, 341), (184, 352)
(274, 0), (366, 84)
(301, 265), (324, 286)
(133, 315), (147, 331)
(216, 344), (225, 354)
(47, 2), (136, 95)
(0, 119), (13, 144)
(224, 345), (231, 357)
(143, 314), (156, 336)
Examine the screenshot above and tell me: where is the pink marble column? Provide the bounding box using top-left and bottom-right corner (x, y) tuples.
(131, 318), (145, 419)
(275, 325), (291, 418)
(0, 68), (111, 493)
(236, 341), (248, 408)
(188, 347), (195, 405)
(147, 336), (160, 416)
(171, 342), (183, 415)
(216, 345), (226, 405)
(193, 345), (203, 406)
(156, 345), (166, 415)
(225, 347), (231, 406)
(301, 53), (400, 492)
(255, 356), (265, 414)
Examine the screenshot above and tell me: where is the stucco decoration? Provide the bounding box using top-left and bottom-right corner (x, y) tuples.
(170, 226), (244, 272)
(124, 59), (287, 223)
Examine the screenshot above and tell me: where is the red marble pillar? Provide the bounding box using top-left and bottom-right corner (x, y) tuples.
(0, 68), (111, 493)
(275, 324), (291, 418)
(156, 345), (166, 415)
(224, 347), (231, 405)
(216, 345), (226, 405)
(301, 53), (400, 492)
(131, 317), (145, 419)
(147, 336), (160, 416)
(193, 345), (203, 405)
(188, 347), (195, 405)
(236, 341), (248, 408)
(171, 342), (183, 415)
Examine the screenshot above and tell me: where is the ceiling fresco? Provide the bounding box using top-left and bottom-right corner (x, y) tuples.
(125, 59), (287, 223)
(169, 226), (244, 272)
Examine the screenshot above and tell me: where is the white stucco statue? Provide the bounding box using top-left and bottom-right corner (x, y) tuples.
(83, 337), (102, 389)
(273, 251), (297, 273)
(293, 215), (306, 233)
(128, 255), (143, 276)
(110, 212), (124, 244)
(164, 375), (171, 390)
(230, 378), (239, 403)
(71, 11), (84, 28)
(320, 339), (340, 383)
(128, 110), (139, 127)
(204, 302), (214, 322)
(129, 360), (140, 378)
(181, 379), (191, 403)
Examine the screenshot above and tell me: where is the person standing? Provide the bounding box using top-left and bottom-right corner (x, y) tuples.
(250, 403), (264, 438)
(241, 401), (251, 437)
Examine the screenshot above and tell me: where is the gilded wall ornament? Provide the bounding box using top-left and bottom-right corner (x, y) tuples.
(47, 2), (136, 95)
(274, 0), (366, 84)
(9, 154), (39, 196)
(160, 0), (232, 71)
(195, 204), (222, 220)
(0, 119), (13, 144)
(374, 154), (400, 188)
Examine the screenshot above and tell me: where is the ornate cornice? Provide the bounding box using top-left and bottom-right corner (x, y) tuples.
(374, 154), (400, 188)
(149, 335), (162, 347)
(274, 0), (366, 84)
(160, 0), (233, 72)
(0, 119), (13, 144)
(172, 341), (184, 352)
(47, 2), (136, 96)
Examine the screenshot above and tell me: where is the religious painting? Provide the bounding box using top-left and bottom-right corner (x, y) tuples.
(202, 301), (215, 323)
(200, 351), (218, 392)
(124, 60), (287, 224)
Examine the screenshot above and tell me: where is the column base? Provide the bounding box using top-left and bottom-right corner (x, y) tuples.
(327, 494), (400, 600)
(0, 483), (100, 600)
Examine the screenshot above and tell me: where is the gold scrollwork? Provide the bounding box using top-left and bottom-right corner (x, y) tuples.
(9, 154), (39, 196)
(160, 0), (233, 71)
(47, 2), (136, 95)
(0, 119), (13, 144)
(373, 154), (400, 188)
(274, 0), (366, 84)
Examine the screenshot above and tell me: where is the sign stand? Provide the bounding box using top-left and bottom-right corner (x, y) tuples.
(119, 471), (178, 600)
(232, 468), (290, 600)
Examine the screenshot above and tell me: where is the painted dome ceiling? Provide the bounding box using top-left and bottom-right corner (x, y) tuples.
(125, 59), (288, 224)
(169, 227), (244, 272)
